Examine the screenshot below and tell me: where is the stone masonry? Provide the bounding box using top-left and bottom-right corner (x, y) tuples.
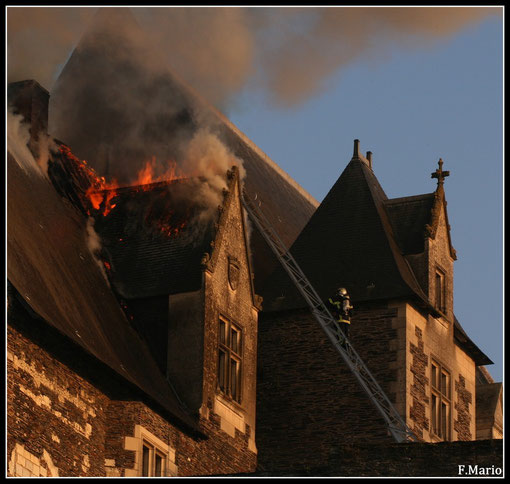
(256, 301), (401, 473)
(7, 291), (256, 477)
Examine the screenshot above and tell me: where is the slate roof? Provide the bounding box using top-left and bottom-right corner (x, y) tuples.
(385, 193), (435, 255)
(476, 382), (502, 422)
(7, 149), (198, 433)
(261, 153), (429, 311)
(93, 179), (217, 299)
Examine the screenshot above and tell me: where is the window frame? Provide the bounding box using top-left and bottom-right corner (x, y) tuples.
(434, 267), (447, 315)
(217, 316), (243, 404)
(430, 358), (451, 441)
(141, 439), (167, 477)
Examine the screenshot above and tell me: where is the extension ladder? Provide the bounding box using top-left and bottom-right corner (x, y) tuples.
(242, 190), (418, 443)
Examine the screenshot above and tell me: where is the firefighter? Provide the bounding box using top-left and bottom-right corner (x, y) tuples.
(328, 287), (353, 342)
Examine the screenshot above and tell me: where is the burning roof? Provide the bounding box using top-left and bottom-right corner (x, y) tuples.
(94, 178), (219, 299)
(49, 7), (318, 293)
(46, 140), (224, 299)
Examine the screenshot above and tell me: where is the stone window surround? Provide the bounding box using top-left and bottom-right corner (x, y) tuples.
(124, 424), (178, 477)
(213, 394), (258, 454)
(9, 443), (57, 477)
(430, 356), (452, 442)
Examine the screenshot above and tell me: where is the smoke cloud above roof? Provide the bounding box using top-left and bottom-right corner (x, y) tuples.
(7, 7), (499, 108)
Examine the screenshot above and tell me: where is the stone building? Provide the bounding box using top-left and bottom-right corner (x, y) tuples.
(255, 141), (502, 472)
(7, 9), (502, 478)
(7, 75), (311, 477)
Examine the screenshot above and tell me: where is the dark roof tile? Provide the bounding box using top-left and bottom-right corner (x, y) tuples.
(385, 193), (434, 255)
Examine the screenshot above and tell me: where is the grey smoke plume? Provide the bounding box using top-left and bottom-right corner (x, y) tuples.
(7, 6), (500, 106)
(85, 217), (111, 286)
(7, 109), (55, 178)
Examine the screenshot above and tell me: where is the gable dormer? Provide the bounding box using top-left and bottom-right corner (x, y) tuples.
(424, 160), (457, 322)
(386, 159), (456, 322)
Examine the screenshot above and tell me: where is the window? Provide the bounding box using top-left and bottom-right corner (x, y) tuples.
(218, 317), (242, 403)
(431, 360), (451, 440)
(141, 441), (166, 477)
(435, 269), (446, 314)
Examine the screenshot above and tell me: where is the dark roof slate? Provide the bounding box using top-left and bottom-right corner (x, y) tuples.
(385, 193), (435, 255)
(7, 150), (198, 433)
(476, 382), (502, 421)
(261, 156), (428, 311)
(94, 179), (216, 299)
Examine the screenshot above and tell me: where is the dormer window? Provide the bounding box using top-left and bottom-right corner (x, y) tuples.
(218, 317), (243, 403)
(435, 268), (446, 314)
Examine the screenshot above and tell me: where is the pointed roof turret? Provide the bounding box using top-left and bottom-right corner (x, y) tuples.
(261, 140), (429, 311)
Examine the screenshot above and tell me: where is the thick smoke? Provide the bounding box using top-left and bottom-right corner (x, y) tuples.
(167, 127), (245, 225)
(7, 7), (95, 89)
(85, 217), (111, 285)
(7, 6), (500, 106)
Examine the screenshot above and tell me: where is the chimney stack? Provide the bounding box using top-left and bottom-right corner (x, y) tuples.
(352, 139), (361, 160)
(8, 80), (49, 157)
(366, 151), (373, 169)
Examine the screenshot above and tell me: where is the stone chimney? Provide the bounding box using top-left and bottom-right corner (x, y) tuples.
(351, 139), (373, 169)
(8, 80), (49, 157)
(352, 139), (361, 160)
(366, 151), (373, 169)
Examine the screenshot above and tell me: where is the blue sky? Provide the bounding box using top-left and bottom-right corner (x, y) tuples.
(228, 14), (503, 381)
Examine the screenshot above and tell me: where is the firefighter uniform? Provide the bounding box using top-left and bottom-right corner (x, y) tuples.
(328, 287), (353, 342)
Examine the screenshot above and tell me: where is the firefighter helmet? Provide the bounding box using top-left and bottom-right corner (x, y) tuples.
(337, 287), (348, 297)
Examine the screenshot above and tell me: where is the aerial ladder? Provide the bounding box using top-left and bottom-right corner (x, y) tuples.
(242, 190), (418, 443)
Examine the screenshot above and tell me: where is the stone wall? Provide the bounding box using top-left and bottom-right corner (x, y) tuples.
(103, 399), (256, 476)
(7, 321), (109, 476)
(202, 170), (259, 457)
(7, 295), (256, 477)
(251, 439), (503, 477)
(405, 304), (477, 442)
(454, 374), (473, 441)
(256, 301), (401, 473)
(409, 325), (430, 439)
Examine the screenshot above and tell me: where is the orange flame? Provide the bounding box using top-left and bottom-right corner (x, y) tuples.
(134, 156), (185, 188)
(58, 146), (190, 237)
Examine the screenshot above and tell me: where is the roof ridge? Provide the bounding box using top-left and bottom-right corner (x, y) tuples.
(385, 192), (435, 205)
